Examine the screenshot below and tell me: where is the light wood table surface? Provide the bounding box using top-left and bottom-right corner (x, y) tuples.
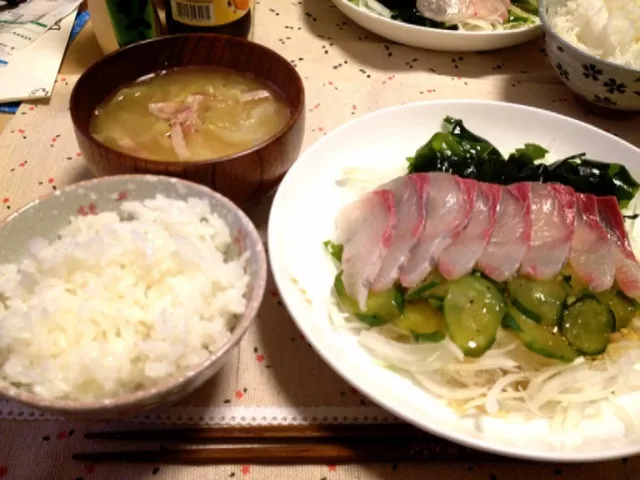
(1, 2), (640, 479)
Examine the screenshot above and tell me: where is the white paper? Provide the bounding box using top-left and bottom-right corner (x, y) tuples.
(0, 0), (82, 64)
(0, 9), (77, 103)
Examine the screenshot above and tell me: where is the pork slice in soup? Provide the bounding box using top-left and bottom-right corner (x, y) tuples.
(90, 67), (291, 162)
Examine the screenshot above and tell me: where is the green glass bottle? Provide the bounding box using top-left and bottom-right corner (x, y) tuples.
(105, 0), (162, 48)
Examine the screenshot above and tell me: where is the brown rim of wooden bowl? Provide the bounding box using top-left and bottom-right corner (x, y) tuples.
(69, 33), (305, 168)
(0, 174), (267, 414)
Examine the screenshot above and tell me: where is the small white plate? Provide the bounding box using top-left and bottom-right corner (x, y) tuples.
(332, 0), (542, 52)
(268, 100), (640, 462)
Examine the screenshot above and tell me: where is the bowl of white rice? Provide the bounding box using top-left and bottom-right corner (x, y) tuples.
(540, 0), (640, 111)
(0, 175), (267, 418)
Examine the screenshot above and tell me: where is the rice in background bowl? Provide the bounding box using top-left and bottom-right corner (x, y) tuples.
(548, 0), (640, 69)
(540, 0), (640, 111)
(0, 175), (267, 419)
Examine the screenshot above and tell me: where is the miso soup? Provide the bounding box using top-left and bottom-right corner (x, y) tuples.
(90, 67), (291, 162)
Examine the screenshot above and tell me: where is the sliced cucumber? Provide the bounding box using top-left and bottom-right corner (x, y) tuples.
(406, 271), (449, 302)
(561, 270), (590, 303)
(472, 269), (505, 288)
(507, 277), (566, 327)
(502, 304), (579, 362)
(596, 291), (637, 331)
(561, 297), (614, 356)
(410, 331), (446, 343)
(443, 275), (505, 358)
(334, 273), (400, 326)
(394, 302), (446, 343)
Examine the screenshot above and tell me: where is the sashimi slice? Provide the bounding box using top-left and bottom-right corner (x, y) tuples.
(476, 183), (530, 282)
(569, 194), (615, 292)
(520, 183), (576, 280)
(597, 196), (640, 299)
(416, 0), (510, 23)
(438, 180), (501, 280)
(336, 189), (397, 310)
(399, 172), (473, 287)
(371, 174), (429, 292)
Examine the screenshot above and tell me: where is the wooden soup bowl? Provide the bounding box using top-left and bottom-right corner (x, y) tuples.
(70, 34), (305, 206)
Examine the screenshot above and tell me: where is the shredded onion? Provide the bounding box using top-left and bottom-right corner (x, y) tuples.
(414, 371), (490, 400)
(609, 398), (640, 439)
(485, 372), (528, 414)
(359, 329), (461, 372)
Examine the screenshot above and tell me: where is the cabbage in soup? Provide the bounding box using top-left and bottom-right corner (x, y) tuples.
(90, 67), (291, 162)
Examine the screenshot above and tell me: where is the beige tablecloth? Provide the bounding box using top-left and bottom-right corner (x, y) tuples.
(0, 1), (639, 479)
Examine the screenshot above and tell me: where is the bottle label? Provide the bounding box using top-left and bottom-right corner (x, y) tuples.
(170, 0), (250, 27)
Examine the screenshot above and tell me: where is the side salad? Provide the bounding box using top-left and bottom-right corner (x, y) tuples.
(348, 0), (540, 32)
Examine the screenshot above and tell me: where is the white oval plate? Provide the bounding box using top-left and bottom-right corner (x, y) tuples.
(268, 100), (640, 462)
(332, 0), (542, 52)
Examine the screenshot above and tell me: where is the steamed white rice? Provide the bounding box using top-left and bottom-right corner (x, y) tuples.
(0, 195), (250, 401)
(549, 0), (640, 69)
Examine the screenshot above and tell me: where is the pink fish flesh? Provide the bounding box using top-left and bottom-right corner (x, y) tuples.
(337, 189), (397, 310)
(520, 183), (576, 281)
(399, 172), (473, 287)
(597, 196), (640, 299)
(569, 194), (615, 292)
(334, 172), (640, 303)
(476, 183), (530, 282)
(371, 174), (429, 292)
(416, 0), (510, 23)
(439, 180), (501, 280)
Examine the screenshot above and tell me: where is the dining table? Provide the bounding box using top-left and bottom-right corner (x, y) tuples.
(0, 1), (639, 479)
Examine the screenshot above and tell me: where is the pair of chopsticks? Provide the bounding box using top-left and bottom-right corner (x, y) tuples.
(73, 424), (507, 465)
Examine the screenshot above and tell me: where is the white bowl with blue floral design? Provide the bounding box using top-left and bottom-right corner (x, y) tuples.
(540, 0), (640, 111)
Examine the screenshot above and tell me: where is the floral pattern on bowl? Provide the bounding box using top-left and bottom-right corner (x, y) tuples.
(540, 1), (640, 112)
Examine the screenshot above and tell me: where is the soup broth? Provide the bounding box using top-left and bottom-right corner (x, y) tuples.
(90, 67), (291, 162)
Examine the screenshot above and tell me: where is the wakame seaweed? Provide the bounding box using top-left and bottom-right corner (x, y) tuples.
(407, 117), (640, 208)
